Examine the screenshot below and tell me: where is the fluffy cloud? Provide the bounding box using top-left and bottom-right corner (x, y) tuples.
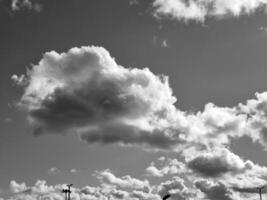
(12, 44), (267, 200)
(15, 46), (184, 150)
(4, 165), (267, 200)
(7, 180), (63, 200)
(170, 151), (265, 192)
(187, 147), (249, 177)
(146, 156), (185, 177)
(5, 177), (159, 200)
(240, 92), (267, 146)
(96, 169), (150, 192)
(183, 146), (267, 191)
(152, 0), (267, 23)
(14, 45), (267, 152)
(195, 180), (236, 200)
(9, 181), (27, 193)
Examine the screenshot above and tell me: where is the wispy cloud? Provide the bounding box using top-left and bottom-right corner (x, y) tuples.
(129, 0), (139, 6)
(48, 167), (61, 175)
(70, 169), (79, 173)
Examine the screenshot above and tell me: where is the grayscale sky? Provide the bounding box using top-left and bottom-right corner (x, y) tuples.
(2, 0), (267, 200)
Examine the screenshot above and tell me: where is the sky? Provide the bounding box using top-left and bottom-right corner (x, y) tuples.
(3, 0), (267, 200)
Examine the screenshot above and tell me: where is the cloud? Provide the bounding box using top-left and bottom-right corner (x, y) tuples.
(11, 75), (27, 86)
(187, 147), (248, 177)
(70, 169), (79, 173)
(3, 117), (12, 124)
(195, 180), (236, 200)
(11, 45), (267, 200)
(96, 169), (150, 192)
(7, 180), (64, 200)
(10, 0), (42, 12)
(185, 146), (267, 178)
(152, 0), (267, 23)
(259, 26), (267, 32)
(146, 156), (185, 177)
(157, 176), (196, 200)
(239, 92), (267, 147)
(129, 0), (139, 6)
(14, 45), (267, 153)
(9, 181), (27, 193)
(4, 162), (267, 200)
(161, 40), (168, 48)
(48, 167), (61, 175)
(5, 177), (160, 200)
(14, 46), (184, 150)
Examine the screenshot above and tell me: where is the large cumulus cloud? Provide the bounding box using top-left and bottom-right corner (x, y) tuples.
(15, 46), (183, 150)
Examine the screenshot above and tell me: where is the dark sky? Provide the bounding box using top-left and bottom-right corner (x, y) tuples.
(2, 0), (267, 200)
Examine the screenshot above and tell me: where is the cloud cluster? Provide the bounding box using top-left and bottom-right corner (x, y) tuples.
(4, 156), (267, 200)
(152, 0), (267, 23)
(5, 174), (160, 200)
(13, 45), (267, 152)
(12, 45), (267, 199)
(96, 170), (150, 192)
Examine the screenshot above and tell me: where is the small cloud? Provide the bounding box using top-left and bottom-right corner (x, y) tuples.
(10, 180), (27, 193)
(3, 117), (12, 124)
(48, 167), (60, 175)
(129, 0), (139, 6)
(10, 0), (42, 12)
(70, 169), (79, 173)
(259, 26), (267, 32)
(161, 39), (168, 48)
(152, 35), (157, 45)
(152, 36), (169, 48)
(11, 74), (27, 86)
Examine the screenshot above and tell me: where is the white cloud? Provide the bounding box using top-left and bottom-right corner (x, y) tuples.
(96, 169), (150, 192)
(186, 147), (267, 179)
(152, 0), (267, 23)
(146, 157), (185, 177)
(10, 181), (27, 193)
(14, 46), (183, 150)
(259, 26), (267, 32)
(48, 167), (61, 175)
(70, 169), (79, 173)
(10, 0), (42, 12)
(11, 45), (267, 200)
(161, 40), (168, 48)
(13, 45), (267, 152)
(4, 177), (159, 200)
(11, 75), (27, 86)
